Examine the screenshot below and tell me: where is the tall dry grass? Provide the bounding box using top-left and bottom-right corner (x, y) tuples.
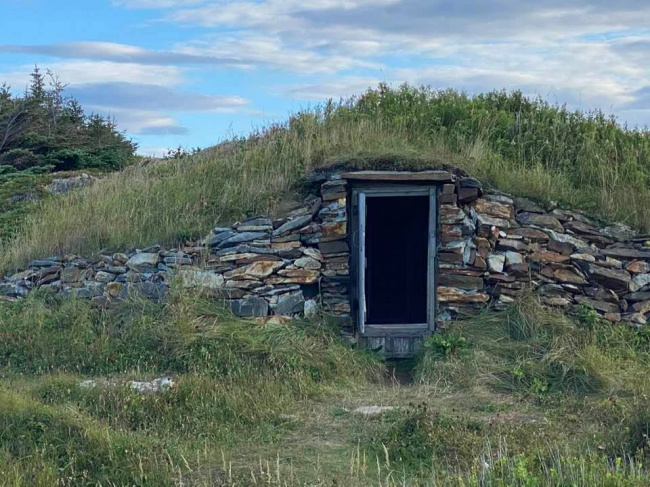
(2, 86), (649, 269)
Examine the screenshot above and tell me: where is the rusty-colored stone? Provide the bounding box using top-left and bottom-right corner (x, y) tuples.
(486, 273), (516, 283)
(605, 313), (622, 323)
(529, 251), (570, 264)
(627, 260), (650, 274)
(106, 282), (123, 298)
(474, 198), (514, 220)
(437, 286), (489, 303)
(271, 241), (301, 250)
(246, 260), (285, 278)
(553, 268), (587, 285)
(441, 225), (463, 243)
(321, 221), (347, 238)
(440, 269), (484, 276)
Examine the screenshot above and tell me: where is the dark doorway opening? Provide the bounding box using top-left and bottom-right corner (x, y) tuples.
(365, 195), (429, 324)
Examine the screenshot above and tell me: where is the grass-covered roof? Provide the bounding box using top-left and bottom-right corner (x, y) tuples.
(2, 85), (649, 269)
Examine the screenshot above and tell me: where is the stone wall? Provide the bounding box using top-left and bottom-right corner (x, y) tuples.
(2, 169), (650, 331)
(437, 179), (650, 326)
(0, 177), (352, 326)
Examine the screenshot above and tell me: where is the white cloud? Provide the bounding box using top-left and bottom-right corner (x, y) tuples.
(178, 35), (378, 74)
(136, 146), (173, 157)
(0, 42), (247, 68)
(68, 82), (249, 113)
(0, 39), (375, 74)
(92, 107), (185, 134)
(166, 0), (400, 27)
(143, 0), (648, 127)
(0, 61), (184, 90)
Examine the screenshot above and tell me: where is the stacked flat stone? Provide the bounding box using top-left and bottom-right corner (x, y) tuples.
(0, 179), (351, 322)
(318, 179), (351, 316)
(438, 180), (650, 326)
(2, 170), (650, 329)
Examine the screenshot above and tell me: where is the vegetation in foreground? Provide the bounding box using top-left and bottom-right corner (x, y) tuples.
(2, 85), (650, 269)
(0, 290), (649, 485)
(1, 81), (650, 485)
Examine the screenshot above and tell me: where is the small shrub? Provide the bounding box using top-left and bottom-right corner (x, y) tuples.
(45, 148), (93, 171)
(574, 303), (600, 330)
(0, 148), (41, 170)
(422, 332), (469, 360)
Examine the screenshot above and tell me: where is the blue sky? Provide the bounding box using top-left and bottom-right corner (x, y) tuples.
(1, 0), (649, 156)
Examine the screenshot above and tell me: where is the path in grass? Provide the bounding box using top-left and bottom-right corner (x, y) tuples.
(207, 362), (558, 484)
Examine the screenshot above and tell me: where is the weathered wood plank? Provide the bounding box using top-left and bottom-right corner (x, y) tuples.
(363, 324), (428, 337)
(341, 170), (454, 182)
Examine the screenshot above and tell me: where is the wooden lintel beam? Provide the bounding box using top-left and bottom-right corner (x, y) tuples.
(341, 170), (454, 182)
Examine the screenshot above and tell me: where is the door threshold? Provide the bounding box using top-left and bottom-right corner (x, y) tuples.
(363, 323), (429, 337)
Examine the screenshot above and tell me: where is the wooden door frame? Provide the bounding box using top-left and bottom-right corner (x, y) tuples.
(349, 183), (438, 338)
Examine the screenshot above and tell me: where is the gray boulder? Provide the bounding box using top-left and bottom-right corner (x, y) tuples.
(229, 297), (269, 317)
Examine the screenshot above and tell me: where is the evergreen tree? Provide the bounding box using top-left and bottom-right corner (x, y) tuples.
(0, 67), (137, 172)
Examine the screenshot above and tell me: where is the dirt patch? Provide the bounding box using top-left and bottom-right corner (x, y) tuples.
(384, 359), (415, 386)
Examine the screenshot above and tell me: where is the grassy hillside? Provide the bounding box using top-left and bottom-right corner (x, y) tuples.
(0, 290), (649, 485)
(1, 85), (650, 485)
(2, 85), (650, 269)
(0, 68), (137, 245)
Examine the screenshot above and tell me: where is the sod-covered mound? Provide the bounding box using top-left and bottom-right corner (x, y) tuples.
(2, 86), (649, 270)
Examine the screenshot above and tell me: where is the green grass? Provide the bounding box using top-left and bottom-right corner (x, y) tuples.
(414, 297), (625, 395)
(0, 166), (111, 243)
(0, 387), (185, 486)
(0, 286), (384, 485)
(2, 86), (650, 270)
(0, 287), (381, 382)
(1, 290), (650, 485)
(2, 85), (650, 485)
(0, 167), (52, 241)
